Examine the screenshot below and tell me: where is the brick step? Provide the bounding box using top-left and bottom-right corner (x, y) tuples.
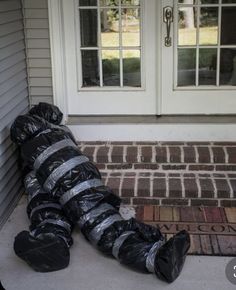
(101, 171), (236, 207)
(79, 142), (236, 166)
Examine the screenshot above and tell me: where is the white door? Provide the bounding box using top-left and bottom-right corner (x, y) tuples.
(162, 0), (236, 114)
(63, 0), (157, 115)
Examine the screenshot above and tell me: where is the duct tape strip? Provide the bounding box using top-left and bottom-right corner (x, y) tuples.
(112, 231), (136, 259)
(35, 129), (52, 138)
(146, 239), (165, 273)
(88, 214), (123, 245)
(43, 155), (89, 191)
(78, 203), (116, 228)
(38, 219), (72, 234)
(34, 139), (77, 170)
(30, 203), (62, 219)
(60, 178), (104, 206)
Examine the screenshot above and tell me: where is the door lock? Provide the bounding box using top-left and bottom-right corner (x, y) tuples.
(163, 6), (173, 47)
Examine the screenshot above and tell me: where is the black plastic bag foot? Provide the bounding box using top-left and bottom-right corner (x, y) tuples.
(14, 231), (70, 272)
(154, 230), (190, 283)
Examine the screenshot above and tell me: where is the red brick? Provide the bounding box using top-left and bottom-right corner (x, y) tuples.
(121, 197), (131, 205)
(126, 146), (138, 163)
(110, 172), (122, 177)
(220, 200), (236, 207)
(191, 199), (218, 206)
(153, 178), (166, 197)
(154, 172), (165, 177)
(169, 147), (181, 163)
(96, 164), (106, 170)
(216, 165), (236, 171)
(107, 164), (132, 170)
(169, 173), (181, 177)
(135, 206), (144, 220)
(226, 147), (236, 163)
(111, 141), (133, 145)
(204, 207), (223, 223)
(106, 178), (120, 196)
(189, 165), (214, 171)
(143, 205), (154, 221)
(169, 178), (182, 198)
(212, 147), (225, 163)
(96, 146), (109, 163)
(183, 146), (196, 163)
(111, 146), (123, 163)
(137, 178), (150, 197)
(124, 172), (136, 177)
(199, 179), (214, 198)
(141, 146), (152, 162)
(134, 164), (159, 170)
(82, 146), (95, 161)
(161, 199), (188, 206)
(121, 178), (135, 197)
(155, 147), (167, 163)
(184, 178), (198, 198)
(132, 198), (160, 205)
(214, 179), (230, 198)
(139, 172), (151, 177)
(162, 165), (186, 170)
(197, 147), (211, 163)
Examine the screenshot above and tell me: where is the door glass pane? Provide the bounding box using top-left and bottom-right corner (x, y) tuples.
(123, 50), (141, 87)
(100, 0), (119, 6)
(122, 8), (140, 46)
(178, 48), (196, 86)
(199, 7), (218, 45)
(121, 0), (140, 5)
(221, 7), (236, 45)
(102, 50), (120, 86)
(199, 48), (217, 85)
(220, 49), (236, 85)
(101, 9), (119, 47)
(81, 50), (100, 87)
(80, 9), (98, 47)
(80, 0), (97, 6)
(178, 7), (197, 46)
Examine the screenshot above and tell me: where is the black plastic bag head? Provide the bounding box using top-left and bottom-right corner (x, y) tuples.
(29, 102), (63, 125)
(10, 114), (49, 145)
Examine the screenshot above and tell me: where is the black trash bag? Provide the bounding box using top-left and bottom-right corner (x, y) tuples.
(29, 102), (63, 125)
(14, 172), (73, 272)
(11, 102), (190, 282)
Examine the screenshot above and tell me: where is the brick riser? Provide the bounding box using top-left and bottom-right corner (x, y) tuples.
(78, 142), (236, 207)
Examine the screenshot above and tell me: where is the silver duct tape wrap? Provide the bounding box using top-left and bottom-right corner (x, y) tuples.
(37, 219), (72, 234)
(78, 203), (116, 228)
(60, 178), (104, 206)
(30, 203), (62, 219)
(88, 214), (123, 245)
(43, 155), (89, 191)
(35, 129), (52, 138)
(146, 239), (165, 273)
(112, 231), (136, 259)
(34, 139), (77, 170)
(24, 171), (47, 202)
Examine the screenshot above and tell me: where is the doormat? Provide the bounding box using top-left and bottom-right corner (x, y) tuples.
(135, 206), (236, 256)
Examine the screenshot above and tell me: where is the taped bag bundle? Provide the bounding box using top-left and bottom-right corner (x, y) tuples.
(11, 102), (190, 282)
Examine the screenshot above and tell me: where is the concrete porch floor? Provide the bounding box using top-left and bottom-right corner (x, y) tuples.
(0, 196), (235, 290)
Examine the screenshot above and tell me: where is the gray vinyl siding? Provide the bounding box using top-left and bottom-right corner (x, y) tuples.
(23, 0), (53, 106)
(0, 0), (29, 227)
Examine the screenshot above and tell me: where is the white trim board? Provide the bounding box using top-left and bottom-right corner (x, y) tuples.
(69, 124), (236, 141)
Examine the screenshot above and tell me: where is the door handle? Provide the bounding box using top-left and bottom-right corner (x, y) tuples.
(163, 6), (173, 47)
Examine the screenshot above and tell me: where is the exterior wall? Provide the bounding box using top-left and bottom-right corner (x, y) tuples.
(23, 0), (53, 106)
(0, 0), (29, 227)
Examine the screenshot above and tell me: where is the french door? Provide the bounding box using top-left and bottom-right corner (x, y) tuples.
(162, 0), (236, 114)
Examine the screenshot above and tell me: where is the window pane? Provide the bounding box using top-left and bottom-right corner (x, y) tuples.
(122, 8), (140, 46)
(123, 50), (141, 87)
(220, 49), (236, 85)
(221, 7), (236, 45)
(79, 0), (97, 6)
(100, 0), (119, 6)
(101, 9), (119, 47)
(81, 50), (100, 87)
(121, 0), (140, 5)
(80, 10), (98, 47)
(178, 7), (197, 46)
(199, 48), (217, 85)
(199, 7), (218, 45)
(178, 48), (196, 86)
(102, 50), (120, 86)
